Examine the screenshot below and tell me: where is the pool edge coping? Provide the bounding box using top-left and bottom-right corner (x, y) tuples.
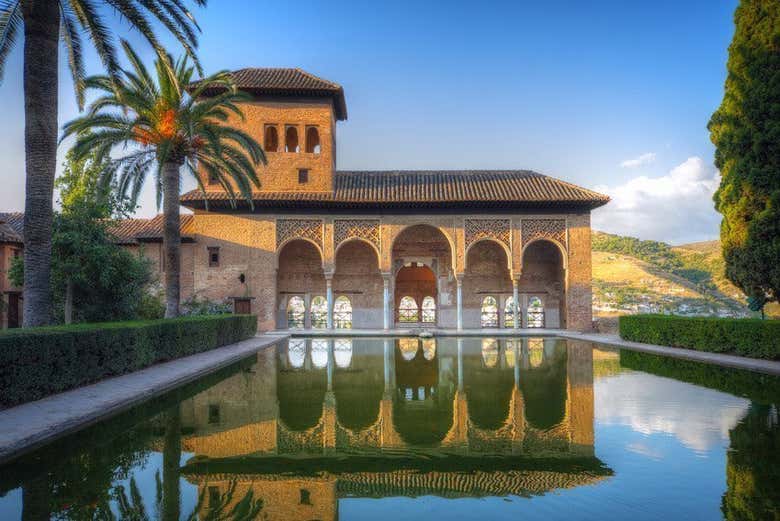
(558, 331), (780, 376)
(0, 333), (289, 465)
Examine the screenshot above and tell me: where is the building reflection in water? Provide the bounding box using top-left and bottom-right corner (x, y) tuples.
(177, 337), (604, 520)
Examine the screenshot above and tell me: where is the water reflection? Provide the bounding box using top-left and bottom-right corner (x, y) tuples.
(1, 338), (778, 520)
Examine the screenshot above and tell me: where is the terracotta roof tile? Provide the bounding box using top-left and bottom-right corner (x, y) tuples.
(0, 220), (22, 244)
(181, 170), (610, 211)
(193, 67), (347, 120)
(110, 215), (194, 244)
(0, 212), (24, 239)
(0, 213), (194, 245)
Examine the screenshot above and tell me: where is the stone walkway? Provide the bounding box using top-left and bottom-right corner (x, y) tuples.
(0, 334), (288, 464)
(558, 331), (780, 376)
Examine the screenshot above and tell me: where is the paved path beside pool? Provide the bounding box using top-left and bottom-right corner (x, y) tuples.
(557, 331), (780, 376)
(0, 333), (288, 465)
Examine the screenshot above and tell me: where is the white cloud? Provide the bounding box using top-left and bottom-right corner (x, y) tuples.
(592, 156), (721, 244)
(620, 152), (656, 168)
(596, 372), (749, 453)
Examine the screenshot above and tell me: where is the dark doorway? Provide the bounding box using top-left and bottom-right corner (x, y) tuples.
(7, 293), (20, 328)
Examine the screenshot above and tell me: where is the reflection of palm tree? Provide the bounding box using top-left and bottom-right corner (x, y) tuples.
(111, 406), (263, 520)
(113, 476), (263, 520)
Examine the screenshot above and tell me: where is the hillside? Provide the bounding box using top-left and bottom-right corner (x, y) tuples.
(673, 239), (780, 318)
(591, 232), (765, 320)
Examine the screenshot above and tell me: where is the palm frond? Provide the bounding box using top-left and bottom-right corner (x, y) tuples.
(0, 0), (22, 80)
(69, 0), (122, 82)
(60, 4), (87, 108)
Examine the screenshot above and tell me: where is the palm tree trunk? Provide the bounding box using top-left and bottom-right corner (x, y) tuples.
(21, 0), (59, 327)
(64, 277), (73, 324)
(163, 161), (181, 318)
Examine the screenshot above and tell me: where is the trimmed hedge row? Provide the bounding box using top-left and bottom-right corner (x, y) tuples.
(619, 314), (780, 360)
(0, 314), (257, 409)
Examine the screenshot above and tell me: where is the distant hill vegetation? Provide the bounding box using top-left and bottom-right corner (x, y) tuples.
(590, 232), (777, 320)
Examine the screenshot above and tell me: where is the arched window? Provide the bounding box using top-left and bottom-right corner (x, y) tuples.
(305, 126), (320, 154)
(421, 296), (436, 323)
(398, 296), (419, 323)
(311, 339), (328, 368)
(398, 338), (419, 360)
(285, 126), (299, 153)
(287, 338), (305, 368)
(334, 338), (353, 368)
(310, 296), (327, 329)
(287, 296), (305, 329)
(504, 297), (516, 328)
(527, 296), (544, 328)
(334, 296), (352, 329)
(481, 338), (499, 368)
(422, 339), (436, 360)
(264, 125), (278, 152)
(481, 296), (498, 327)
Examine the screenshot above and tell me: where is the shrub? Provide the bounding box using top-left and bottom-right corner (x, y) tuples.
(619, 314), (780, 359)
(180, 295), (232, 316)
(0, 314), (257, 409)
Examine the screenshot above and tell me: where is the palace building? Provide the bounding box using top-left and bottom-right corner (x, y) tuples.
(0, 68), (609, 332)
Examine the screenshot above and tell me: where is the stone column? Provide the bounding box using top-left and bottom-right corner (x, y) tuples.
(383, 275), (391, 330)
(456, 278), (463, 330)
(457, 338), (464, 391)
(326, 276), (334, 329)
(513, 279), (520, 330)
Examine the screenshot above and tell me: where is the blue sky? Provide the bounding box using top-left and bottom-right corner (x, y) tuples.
(0, 0), (737, 243)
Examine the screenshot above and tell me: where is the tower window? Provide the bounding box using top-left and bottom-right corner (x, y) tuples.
(208, 246), (220, 267)
(208, 404), (220, 424)
(207, 171), (219, 185)
(264, 124), (279, 152)
(285, 126), (299, 153)
(305, 126), (321, 154)
(298, 169), (309, 184)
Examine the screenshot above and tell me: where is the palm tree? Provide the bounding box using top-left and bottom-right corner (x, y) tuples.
(63, 43), (265, 317)
(0, 0), (206, 326)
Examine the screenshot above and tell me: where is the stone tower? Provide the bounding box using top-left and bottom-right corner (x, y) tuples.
(196, 68), (347, 194)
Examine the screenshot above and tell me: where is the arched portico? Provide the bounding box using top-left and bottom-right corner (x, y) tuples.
(332, 239), (383, 328)
(276, 239), (326, 329)
(519, 239), (566, 328)
(391, 224), (456, 328)
(462, 240), (514, 328)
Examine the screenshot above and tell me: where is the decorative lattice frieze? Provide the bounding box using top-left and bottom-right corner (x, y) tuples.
(521, 219), (566, 249)
(464, 219), (511, 249)
(276, 219), (323, 250)
(334, 219), (380, 251)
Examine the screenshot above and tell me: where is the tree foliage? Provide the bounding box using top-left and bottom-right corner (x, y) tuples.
(10, 150), (153, 324)
(709, 0), (780, 304)
(0, 0), (206, 109)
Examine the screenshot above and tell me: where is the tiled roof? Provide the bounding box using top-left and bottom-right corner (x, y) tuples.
(109, 215), (195, 244)
(0, 220), (22, 244)
(180, 170), (610, 211)
(0, 212), (24, 239)
(193, 67), (347, 121)
(0, 213), (194, 245)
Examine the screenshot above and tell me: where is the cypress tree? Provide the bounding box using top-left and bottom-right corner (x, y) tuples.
(708, 0), (780, 305)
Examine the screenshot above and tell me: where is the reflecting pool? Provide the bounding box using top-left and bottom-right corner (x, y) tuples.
(1, 337), (778, 520)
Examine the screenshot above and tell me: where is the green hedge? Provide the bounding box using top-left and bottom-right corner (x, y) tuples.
(619, 314), (780, 359)
(0, 314), (257, 409)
